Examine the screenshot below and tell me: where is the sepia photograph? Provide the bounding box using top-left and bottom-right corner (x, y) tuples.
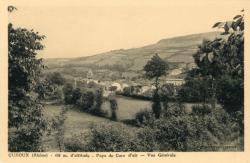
(4, 0), (246, 154)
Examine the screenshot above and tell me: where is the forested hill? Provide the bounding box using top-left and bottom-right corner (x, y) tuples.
(44, 31), (222, 70)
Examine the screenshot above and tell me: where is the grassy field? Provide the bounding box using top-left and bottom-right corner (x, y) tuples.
(102, 96), (152, 120)
(42, 103), (136, 151)
(42, 98), (240, 152)
(42, 97), (204, 151)
(102, 96), (197, 120)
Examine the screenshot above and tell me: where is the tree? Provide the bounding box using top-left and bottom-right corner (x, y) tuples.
(159, 83), (175, 109)
(144, 54), (169, 90)
(78, 91), (95, 111)
(144, 53), (169, 118)
(63, 83), (74, 104)
(190, 10), (244, 113)
(110, 98), (118, 121)
(179, 67), (212, 103)
(93, 88), (104, 116)
(192, 39), (224, 108)
(71, 88), (82, 104)
(46, 72), (65, 86)
(213, 12), (244, 114)
(8, 7), (47, 151)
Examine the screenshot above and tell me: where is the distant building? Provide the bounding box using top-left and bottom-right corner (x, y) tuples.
(121, 83), (129, 91)
(87, 69), (93, 79)
(141, 86), (151, 94)
(111, 82), (122, 91)
(165, 78), (185, 86)
(169, 68), (183, 76)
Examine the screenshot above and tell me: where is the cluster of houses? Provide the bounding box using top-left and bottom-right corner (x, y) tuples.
(73, 69), (185, 98)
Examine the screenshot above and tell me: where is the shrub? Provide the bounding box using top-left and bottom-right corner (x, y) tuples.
(152, 93), (161, 118)
(135, 103), (242, 151)
(63, 83), (74, 104)
(64, 123), (160, 152)
(152, 117), (191, 151)
(157, 106), (241, 151)
(136, 127), (159, 151)
(91, 88), (107, 117)
(123, 87), (131, 96)
(64, 105), (242, 152)
(64, 133), (91, 152)
(71, 88), (82, 104)
(191, 104), (211, 116)
(109, 99), (118, 121)
(65, 123), (138, 152)
(135, 109), (155, 127)
(216, 77), (243, 113)
(162, 102), (186, 117)
(49, 87), (63, 101)
(8, 125), (45, 152)
(77, 91), (95, 111)
(46, 72), (65, 86)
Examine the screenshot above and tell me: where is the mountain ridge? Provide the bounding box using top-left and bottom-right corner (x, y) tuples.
(44, 31), (222, 71)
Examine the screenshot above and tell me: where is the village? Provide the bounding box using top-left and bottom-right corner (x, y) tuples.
(73, 67), (187, 98)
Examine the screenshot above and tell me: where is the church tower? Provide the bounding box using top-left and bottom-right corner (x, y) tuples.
(87, 69), (93, 80)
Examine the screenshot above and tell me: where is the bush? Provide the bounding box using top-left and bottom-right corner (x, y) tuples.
(64, 123), (160, 152)
(136, 127), (159, 151)
(162, 102), (186, 117)
(216, 77), (243, 113)
(109, 99), (118, 121)
(191, 104), (211, 116)
(91, 89), (107, 117)
(152, 117), (191, 151)
(135, 109), (155, 127)
(46, 72), (65, 86)
(65, 123), (138, 152)
(64, 105), (242, 152)
(63, 83), (74, 104)
(77, 91), (95, 111)
(135, 103), (242, 151)
(152, 93), (161, 119)
(8, 125), (44, 152)
(157, 106), (241, 151)
(64, 133), (91, 152)
(71, 88), (82, 104)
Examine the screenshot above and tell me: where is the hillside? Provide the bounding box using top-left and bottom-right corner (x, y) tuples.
(44, 31), (222, 71)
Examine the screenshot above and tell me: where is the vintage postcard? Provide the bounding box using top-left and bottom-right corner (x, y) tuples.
(0, 0), (249, 162)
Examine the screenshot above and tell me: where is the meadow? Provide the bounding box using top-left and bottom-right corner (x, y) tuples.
(42, 102), (138, 151)
(42, 96), (199, 151)
(102, 96), (196, 120)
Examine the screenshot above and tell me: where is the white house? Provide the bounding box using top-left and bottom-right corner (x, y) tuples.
(121, 83), (129, 91)
(87, 69), (93, 79)
(165, 78), (185, 86)
(111, 82), (122, 91)
(141, 86), (151, 94)
(169, 68), (183, 76)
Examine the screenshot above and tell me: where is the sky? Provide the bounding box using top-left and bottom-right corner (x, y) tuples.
(8, 0), (247, 59)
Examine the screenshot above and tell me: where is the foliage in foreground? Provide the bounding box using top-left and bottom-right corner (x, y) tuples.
(64, 104), (243, 152)
(8, 7), (48, 151)
(64, 123), (159, 152)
